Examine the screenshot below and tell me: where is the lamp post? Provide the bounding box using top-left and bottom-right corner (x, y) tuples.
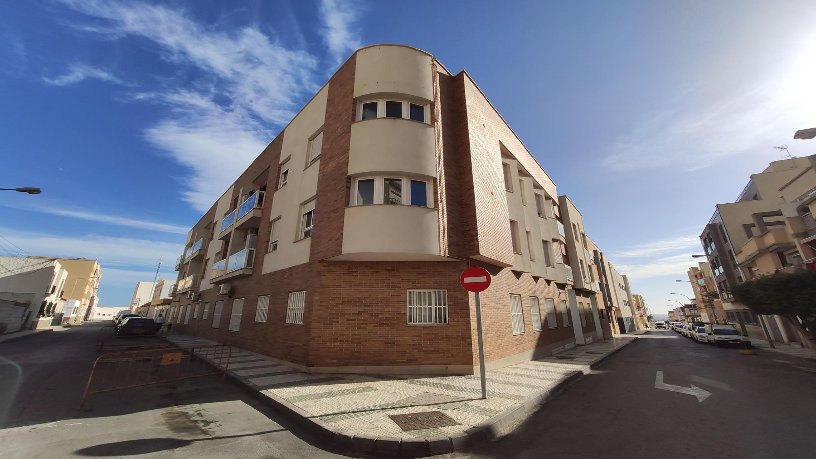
(0, 187), (41, 194)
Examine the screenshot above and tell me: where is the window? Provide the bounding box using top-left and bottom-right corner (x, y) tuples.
(184, 305), (192, 324)
(286, 291), (306, 324)
(519, 179), (527, 205)
(361, 101), (378, 120)
(278, 160), (289, 189)
(560, 299), (570, 326)
(383, 178), (402, 204)
(510, 294), (524, 335)
(409, 103), (425, 122)
(299, 200), (315, 239)
(580, 260), (587, 281)
(510, 220), (521, 253)
(307, 131), (323, 164)
(552, 240), (563, 264)
(385, 100), (403, 118)
(535, 193), (545, 217)
(526, 231), (535, 261)
(202, 302), (210, 320)
(407, 289), (448, 325)
(530, 297), (542, 332)
(212, 300), (223, 328)
(542, 240), (553, 267)
(545, 298), (557, 329)
(353, 178), (375, 205)
(268, 218), (279, 252)
(193, 302), (200, 319)
(502, 163), (513, 192)
(410, 180), (428, 207)
(229, 298), (244, 332)
(255, 295), (269, 323)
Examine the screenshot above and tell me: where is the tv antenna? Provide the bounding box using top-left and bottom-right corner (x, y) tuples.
(773, 145), (792, 159)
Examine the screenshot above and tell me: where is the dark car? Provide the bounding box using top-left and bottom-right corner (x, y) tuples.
(114, 313), (141, 326)
(115, 317), (160, 337)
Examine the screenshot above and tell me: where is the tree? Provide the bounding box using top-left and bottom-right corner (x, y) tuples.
(731, 271), (816, 348)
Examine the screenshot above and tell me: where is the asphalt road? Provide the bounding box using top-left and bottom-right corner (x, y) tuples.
(456, 330), (816, 459)
(0, 323), (348, 458)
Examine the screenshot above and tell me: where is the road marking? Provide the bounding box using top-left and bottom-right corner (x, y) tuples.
(690, 375), (735, 392)
(655, 371), (711, 402)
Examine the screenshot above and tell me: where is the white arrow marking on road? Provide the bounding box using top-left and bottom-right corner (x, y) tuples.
(655, 371), (712, 402)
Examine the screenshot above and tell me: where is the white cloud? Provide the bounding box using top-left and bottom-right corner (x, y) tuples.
(43, 62), (123, 86)
(611, 235), (701, 259)
(0, 226), (182, 268)
(319, 0), (362, 65)
(616, 253), (698, 280)
(601, 33), (816, 172)
(60, 0), (321, 211)
(3, 203), (189, 235)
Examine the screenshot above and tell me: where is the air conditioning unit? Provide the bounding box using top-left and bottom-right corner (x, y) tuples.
(219, 284), (232, 296)
(186, 291), (194, 300)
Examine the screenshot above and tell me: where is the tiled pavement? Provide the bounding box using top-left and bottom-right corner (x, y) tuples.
(752, 338), (816, 360)
(166, 334), (636, 454)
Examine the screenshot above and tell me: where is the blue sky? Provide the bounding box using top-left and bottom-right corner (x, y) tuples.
(1, 1), (814, 314)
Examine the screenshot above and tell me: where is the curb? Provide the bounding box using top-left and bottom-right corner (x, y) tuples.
(195, 337), (640, 458)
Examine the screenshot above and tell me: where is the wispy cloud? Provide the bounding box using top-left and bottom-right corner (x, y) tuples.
(0, 226), (182, 268)
(43, 62), (123, 86)
(616, 253), (699, 280)
(319, 0), (362, 65)
(601, 34), (816, 172)
(611, 235), (701, 259)
(60, 0), (323, 211)
(2, 203), (189, 235)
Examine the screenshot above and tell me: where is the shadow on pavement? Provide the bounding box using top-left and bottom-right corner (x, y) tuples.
(74, 429), (287, 457)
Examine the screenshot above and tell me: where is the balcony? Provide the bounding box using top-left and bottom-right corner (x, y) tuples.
(176, 274), (197, 293)
(174, 254), (184, 271)
(557, 221), (566, 239)
(186, 238), (204, 261)
(210, 248), (255, 283)
(219, 209), (237, 238)
(563, 264), (574, 283)
(235, 191), (265, 230)
(735, 227), (795, 266)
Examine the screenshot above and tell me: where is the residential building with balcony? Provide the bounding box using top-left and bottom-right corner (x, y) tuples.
(0, 256), (69, 334)
(166, 44), (628, 374)
(686, 262), (725, 323)
(129, 281), (155, 312)
(55, 258), (100, 324)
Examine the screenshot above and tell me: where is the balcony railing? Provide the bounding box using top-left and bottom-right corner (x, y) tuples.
(557, 221), (566, 237)
(210, 248), (255, 281)
(211, 258), (228, 278)
(563, 264), (574, 282)
(237, 191), (264, 221)
(220, 209), (237, 233)
(176, 274), (196, 293)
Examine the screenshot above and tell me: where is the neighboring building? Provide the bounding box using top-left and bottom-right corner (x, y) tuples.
(586, 236), (615, 339)
(699, 155), (816, 343)
(58, 258), (101, 324)
(0, 256), (68, 334)
(90, 306), (128, 321)
(687, 262), (725, 323)
(135, 279), (175, 319)
(129, 281), (155, 312)
(631, 294), (649, 329)
(166, 44), (639, 374)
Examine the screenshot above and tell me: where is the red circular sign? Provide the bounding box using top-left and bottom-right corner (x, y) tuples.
(460, 267), (492, 292)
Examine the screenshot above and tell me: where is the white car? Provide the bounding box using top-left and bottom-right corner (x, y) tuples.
(708, 325), (752, 348)
(692, 326), (709, 343)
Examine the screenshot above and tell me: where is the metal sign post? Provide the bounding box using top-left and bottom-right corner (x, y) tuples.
(460, 266), (491, 400)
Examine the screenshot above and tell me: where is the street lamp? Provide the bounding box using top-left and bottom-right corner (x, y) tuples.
(670, 292), (694, 303)
(794, 127), (816, 139)
(0, 187), (41, 194)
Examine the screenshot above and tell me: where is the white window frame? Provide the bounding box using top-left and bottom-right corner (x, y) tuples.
(545, 298), (557, 329)
(356, 99), (429, 124)
(407, 289), (448, 325)
(299, 200), (315, 240)
(202, 302), (210, 320)
(212, 300), (223, 328)
(350, 176), (432, 208)
(307, 130), (323, 165)
(530, 297), (542, 332)
(268, 217), (280, 252)
(383, 177), (403, 205)
(510, 294), (525, 335)
(278, 159), (290, 189)
(229, 298), (244, 332)
(560, 299), (570, 326)
(255, 295), (269, 323)
(286, 291), (305, 325)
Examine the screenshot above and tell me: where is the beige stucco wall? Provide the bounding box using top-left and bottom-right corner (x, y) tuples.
(348, 119), (436, 178)
(354, 45), (433, 101)
(341, 205), (441, 259)
(779, 167), (816, 203)
(262, 85), (328, 274)
(200, 186), (233, 290)
(718, 200), (786, 251)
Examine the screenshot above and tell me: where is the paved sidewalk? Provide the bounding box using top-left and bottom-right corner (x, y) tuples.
(0, 325), (67, 344)
(752, 338), (815, 360)
(165, 333), (637, 456)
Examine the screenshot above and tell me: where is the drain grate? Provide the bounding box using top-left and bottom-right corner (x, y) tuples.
(389, 411), (460, 431)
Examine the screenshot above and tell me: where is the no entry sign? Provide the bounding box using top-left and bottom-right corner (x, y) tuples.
(460, 267), (491, 292)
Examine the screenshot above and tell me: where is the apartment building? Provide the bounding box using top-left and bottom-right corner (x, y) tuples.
(0, 256), (68, 334)
(686, 262), (725, 323)
(58, 258), (101, 324)
(699, 155), (815, 341)
(129, 281), (155, 312)
(168, 44), (633, 374)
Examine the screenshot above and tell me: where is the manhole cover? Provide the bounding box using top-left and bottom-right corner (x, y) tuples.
(389, 411), (460, 431)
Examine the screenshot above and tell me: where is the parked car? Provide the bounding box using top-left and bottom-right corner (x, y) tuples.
(655, 322), (667, 329)
(671, 322), (684, 332)
(114, 312), (141, 326)
(707, 325), (752, 348)
(692, 326), (709, 343)
(115, 317), (160, 337)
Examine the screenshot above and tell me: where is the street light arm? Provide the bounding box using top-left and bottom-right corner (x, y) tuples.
(0, 187), (42, 194)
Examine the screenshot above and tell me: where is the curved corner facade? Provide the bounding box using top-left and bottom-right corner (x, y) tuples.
(165, 44), (628, 375)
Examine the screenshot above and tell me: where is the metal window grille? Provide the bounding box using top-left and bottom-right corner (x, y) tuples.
(212, 301), (223, 328)
(184, 304), (192, 324)
(229, 298), (244, 332)
(510, 294), (525, 335)
(286, 291), (305, 324)
(255, 295), (269, 323)
(530, 297), (542, 331)
(561, 299), (570, 326)
(202, 302), (210, 320)
(407, 289), (448, 325)
(545, 298), (557, 329)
